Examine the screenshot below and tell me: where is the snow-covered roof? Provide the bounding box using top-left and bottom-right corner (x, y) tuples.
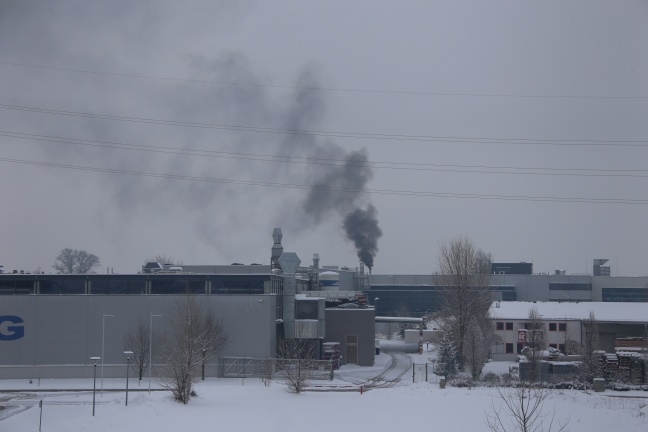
(489, 301), (648, 323)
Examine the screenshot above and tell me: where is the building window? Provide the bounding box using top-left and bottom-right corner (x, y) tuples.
(548, 323), (557, 331)
(558, 323), (567, 332)
(505, 322), (513, 330)
(559, 344), (566, 353)
(602, 287), (648, 302)
(549, 343), (557, 349)
(517, 343), (524, 354)
(496, 322), (504, 330)
(549, 283), (592, 291)
(505, 343), (514, 353)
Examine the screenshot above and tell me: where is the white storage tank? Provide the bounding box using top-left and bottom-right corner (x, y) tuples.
(318, 271), (340, 292)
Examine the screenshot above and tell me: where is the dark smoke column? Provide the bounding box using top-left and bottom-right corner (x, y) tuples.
(343, 205), (382, 271)
(287, 71), (383, 269)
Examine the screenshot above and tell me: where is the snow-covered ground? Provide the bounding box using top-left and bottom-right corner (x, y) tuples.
(2, 346), (647, 432)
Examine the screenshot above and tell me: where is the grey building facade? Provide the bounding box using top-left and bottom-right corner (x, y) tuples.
(365, 273), (648, 317)
(0, 293), (277, 379)
(325, 308), (375, 366)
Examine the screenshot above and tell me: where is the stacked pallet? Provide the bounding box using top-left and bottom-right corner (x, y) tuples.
(615, 337), (645, 350)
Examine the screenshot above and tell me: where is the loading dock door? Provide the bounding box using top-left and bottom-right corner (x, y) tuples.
(346, 334), (358, 364)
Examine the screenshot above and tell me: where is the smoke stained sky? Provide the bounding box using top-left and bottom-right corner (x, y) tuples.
(0, 1), (647, 276)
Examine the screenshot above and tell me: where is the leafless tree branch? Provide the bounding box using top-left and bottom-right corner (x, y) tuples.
(159, 295), (227, 404)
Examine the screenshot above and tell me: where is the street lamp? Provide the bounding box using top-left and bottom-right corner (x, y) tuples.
(202, 348), (206, 381)
(101, 314), (115, 395)
(149, 313), (162, 394)
(124, 351), (133, 406)
(90, 356), (101, 416)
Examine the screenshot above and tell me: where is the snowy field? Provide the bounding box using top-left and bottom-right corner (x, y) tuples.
(2, 356), (647, 432)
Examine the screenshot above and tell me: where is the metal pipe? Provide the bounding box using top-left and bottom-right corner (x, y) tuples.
(101, 314), (115, 395)
(149, 314), (161, 394)
(90, 356), (100, 416)
(124, 351), (133, 406)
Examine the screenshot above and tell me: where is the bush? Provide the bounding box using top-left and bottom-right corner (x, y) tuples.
(449, 378), (474, 388)
(482, 372), (500, 385)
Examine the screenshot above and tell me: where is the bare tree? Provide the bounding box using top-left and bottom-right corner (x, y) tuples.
(579, 311), (601, 382)
(53, 248), (100, 274)
(474, 249), (494, 275)
(277, 340), (317, 393)
(434, 236), (492, 370)
(560, 324), (578, 356)
(522, 307), (546, 381)
(465, 313), (499, 380)
(486, 384), (568, 432)
(160, 295), (227, 404)
(384, 322), (397, 340)
(123, 320), (157, 382)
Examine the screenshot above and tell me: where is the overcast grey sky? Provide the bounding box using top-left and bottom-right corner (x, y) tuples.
(0, 1), (646, 276)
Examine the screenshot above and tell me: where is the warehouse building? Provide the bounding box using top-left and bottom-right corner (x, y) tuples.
(0, 229), (376, 379)
(364, 261), (648, 317)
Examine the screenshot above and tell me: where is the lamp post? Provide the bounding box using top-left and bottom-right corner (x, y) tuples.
(101, 314), (115, 395)
(202, 348), (206, 381)
(90, 356), (101, 416)
(149, 313), (162, 394)
(124, 351), (133, 406)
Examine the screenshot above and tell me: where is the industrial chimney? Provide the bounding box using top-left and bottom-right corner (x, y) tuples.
(312, 253), (320, 291)
(271, 228), (283, 271)
(278, 252), (301, 339)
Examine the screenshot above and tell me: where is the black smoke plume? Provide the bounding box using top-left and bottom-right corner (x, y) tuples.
(287, 71), (383, 268)
(343, 205), (382, 270)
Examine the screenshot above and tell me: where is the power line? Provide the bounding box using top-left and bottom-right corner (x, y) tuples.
(1, 59), (645, 100)
(0, 156), (646, 205)
(2, 129), (648, 178)
(1, 102), (647, 147)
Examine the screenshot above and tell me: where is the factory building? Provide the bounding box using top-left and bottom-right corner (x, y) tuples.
(3, 229), (647, 379)
(0, 229), (376, 379)
(364, 261), (648, 317)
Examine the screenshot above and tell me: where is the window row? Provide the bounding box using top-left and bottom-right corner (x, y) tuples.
(602, 288), (648, 302)
(549, 283), (592, 291)
(497, 321), (567, 332)
(0, 278), (274, 295)
(495, 321), (514, 331)
(548, 322), (567, 332)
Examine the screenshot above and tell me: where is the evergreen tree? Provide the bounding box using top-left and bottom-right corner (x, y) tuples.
(437, 330), (457, 376)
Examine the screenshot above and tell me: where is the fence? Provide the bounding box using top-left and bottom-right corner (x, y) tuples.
(219, 357), (334, 380)
(412, 363), (442, 383)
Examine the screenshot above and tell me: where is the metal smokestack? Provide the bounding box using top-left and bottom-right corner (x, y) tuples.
(278, 252), (301, 339)
(312, 253), (320, 291)
(271, 228), (283, 271)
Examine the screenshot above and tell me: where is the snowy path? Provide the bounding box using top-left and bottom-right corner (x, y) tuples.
(332, 352), (412, 388)
(328, 340), (418, 390)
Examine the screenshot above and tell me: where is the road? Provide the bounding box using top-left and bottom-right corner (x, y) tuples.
(332, 340), (420, 390)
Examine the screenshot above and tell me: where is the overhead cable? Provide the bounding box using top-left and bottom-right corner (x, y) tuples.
(0, 157), (646, 205)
